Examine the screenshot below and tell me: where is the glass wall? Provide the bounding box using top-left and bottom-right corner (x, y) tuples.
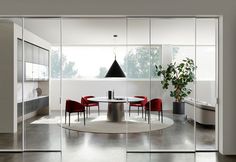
(23, 18), (61, 150)
(149, 18), (196, 151)
(0, 16), (218, 154)
(61, 18), (127, 156)
(126, 18), (151, 151)
(195, 18), (218, 150)
(126, 17), (218, 152)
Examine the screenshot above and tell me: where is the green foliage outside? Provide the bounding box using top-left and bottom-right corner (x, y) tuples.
(97, 67), (108, 78)
(51, 49), (78, 78)
(97, 46), (161, 78)
(122, 47), (161, 78)
(51, 46), (161, 79)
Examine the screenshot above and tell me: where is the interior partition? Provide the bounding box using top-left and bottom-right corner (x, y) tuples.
(0, 16), (218, 154)
(150, 18), (196, 151)
(195, 18), (218, 151)
(23, 18), (61, 151)
(126, 18), (151, 151)
(126, 17), (218, 152)
(60, 17), (127, 156)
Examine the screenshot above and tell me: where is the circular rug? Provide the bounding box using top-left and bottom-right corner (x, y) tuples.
(61, 114), (174, 134)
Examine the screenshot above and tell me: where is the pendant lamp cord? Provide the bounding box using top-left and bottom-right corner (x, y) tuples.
(113, 34), (118, 60)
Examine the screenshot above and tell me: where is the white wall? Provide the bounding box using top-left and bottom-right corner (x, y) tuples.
(50, 80), (161, 110)
(50, 80), (215, 111)
(0, 20), (51, 133)
(0, 0), (235, 155)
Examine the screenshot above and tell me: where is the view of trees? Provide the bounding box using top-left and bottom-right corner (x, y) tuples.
(51, 46), (161, 79)
(122, 46), (161, 78)
(97, 67), (108, 78)
(96, 46), (161, 78)
(51, 49), (78, 78)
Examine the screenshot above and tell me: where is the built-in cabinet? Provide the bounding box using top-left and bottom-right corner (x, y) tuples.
(17, 38), (50, 122)
(17, 39), (49, 82)
(0, 21), (51, 133)
(17, 96), (49, 117)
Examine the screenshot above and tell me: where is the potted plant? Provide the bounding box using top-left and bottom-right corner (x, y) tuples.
(155, 58), (196, 114)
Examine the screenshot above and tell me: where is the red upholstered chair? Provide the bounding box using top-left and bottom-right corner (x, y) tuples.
(81, 96), (100, 117)
(145, 98), (163, 123)
(129, 96), (147, 118)
(65, 100), (85, 126)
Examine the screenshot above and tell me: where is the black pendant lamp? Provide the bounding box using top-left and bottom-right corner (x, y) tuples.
(105, 35), (126, 78)
(105, 59), (126, 77)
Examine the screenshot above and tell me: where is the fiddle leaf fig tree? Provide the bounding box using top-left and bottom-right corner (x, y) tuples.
(155, 58), (196, 102)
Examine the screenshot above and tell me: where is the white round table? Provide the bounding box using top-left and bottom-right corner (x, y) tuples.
(88, 97), (144, 122)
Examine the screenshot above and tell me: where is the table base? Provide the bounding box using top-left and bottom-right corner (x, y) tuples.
(107, 103), (124, 122)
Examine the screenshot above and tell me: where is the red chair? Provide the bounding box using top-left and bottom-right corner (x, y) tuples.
(129, 96), (147, 118)
(65, 100), (85, 126)
(81, 96), (100, 117)
(145, 98), (163, 123)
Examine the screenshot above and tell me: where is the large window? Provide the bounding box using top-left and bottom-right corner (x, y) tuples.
(172, 45), (215, 80)
(51, 46), (161, 79)
(124, 46), (161, 78)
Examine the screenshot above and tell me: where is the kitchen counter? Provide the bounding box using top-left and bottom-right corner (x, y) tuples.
(17, 95), (48, 103)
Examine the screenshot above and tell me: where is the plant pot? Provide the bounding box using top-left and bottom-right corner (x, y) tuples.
(173, 102), (185, 114)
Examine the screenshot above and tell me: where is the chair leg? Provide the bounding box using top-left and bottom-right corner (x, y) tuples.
(98, 105), (100, 116)
(65, 111), (67, 124)
(145, 110), (146, 121)
(129, 106), (131, 116)
(161, 110), (163, 123)
(83, 111), (86, 126)
(142, 107), (143, 118)
(89, 106), (90, 115)
(69, 113), (71, 126)
(78, 112), (79, 121)
(138, 107), (139, 115)
(158, 112), (160, 121)
(148, 110), (150, 124)
(86, 107), (88, 118)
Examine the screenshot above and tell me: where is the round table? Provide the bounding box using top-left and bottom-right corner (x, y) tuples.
(88, 97), (144, 122)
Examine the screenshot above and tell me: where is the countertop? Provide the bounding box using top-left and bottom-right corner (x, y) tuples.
(87, 96), (144, 103)
(17, 95), (48, 103)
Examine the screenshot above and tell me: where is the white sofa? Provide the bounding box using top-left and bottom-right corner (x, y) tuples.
(185, 98), (215, 125)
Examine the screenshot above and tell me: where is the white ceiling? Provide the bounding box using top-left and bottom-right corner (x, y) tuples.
(23, 18), (126, 45)
(10, 18), (216, 46)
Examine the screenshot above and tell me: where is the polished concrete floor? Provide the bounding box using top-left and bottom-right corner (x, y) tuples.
(0, 152), (236, 162)
(126, 153), (236, 162)
(0, 110), (221, 161)
(0, 110), (215, 150)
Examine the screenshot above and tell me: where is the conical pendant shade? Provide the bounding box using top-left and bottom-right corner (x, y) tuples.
(105, 60), (126, 77)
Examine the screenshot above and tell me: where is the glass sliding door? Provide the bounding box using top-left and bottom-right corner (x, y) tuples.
(125, 17), (219, 153)
(0, 16), (219, 156)
(23, 18), (61, 150)
(150, 18), (196, 151)
(0, 18), (23, 151)
(195, 18), (218, 150)
(61, 18), (127, 159)
(125, 18), (151, 151)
